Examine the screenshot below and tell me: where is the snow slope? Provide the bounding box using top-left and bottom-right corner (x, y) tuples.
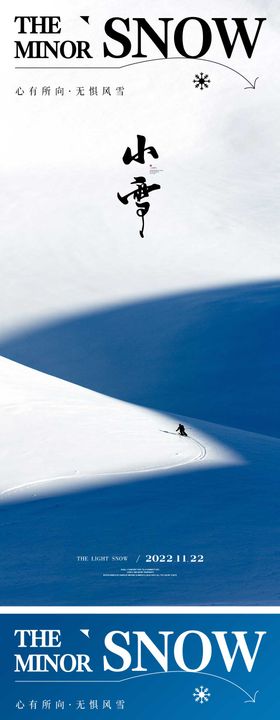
(0, 358), (279, 604)
(0, 357), (239, 502)
(1, 281), (279, 439)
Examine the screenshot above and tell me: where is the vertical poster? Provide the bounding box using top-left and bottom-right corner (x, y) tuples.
(0, 1), (279, 716)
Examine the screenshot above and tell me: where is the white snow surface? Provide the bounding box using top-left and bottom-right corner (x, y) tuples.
(1, 0), (279, 339)
(0, 357), (240, 502)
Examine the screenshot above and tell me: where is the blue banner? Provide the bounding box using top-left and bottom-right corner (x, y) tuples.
(1, 613), (279, 719)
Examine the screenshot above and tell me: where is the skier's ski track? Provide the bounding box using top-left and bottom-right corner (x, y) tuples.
(188, 433), (207, 461)
(0, 432), (206, 498)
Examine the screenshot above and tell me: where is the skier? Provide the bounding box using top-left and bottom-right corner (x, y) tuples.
(176, 423), (188, 437)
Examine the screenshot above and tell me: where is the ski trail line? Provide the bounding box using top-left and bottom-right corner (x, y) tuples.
(0, 432), (206, 497)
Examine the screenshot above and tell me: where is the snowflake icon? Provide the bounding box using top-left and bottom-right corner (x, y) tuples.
(193, 686), (211, 704)
(193, 72), (211, 90)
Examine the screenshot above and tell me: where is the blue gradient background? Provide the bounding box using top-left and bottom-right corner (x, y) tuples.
(0, 283), (280, 606)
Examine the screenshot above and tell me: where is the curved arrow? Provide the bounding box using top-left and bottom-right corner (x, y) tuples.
(15, 56), (259, 89)
(198, 671), (259, 703)
(15, 669), (259, 703)
(120, 57), (259, 90)
(200, 59), (258, 89)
